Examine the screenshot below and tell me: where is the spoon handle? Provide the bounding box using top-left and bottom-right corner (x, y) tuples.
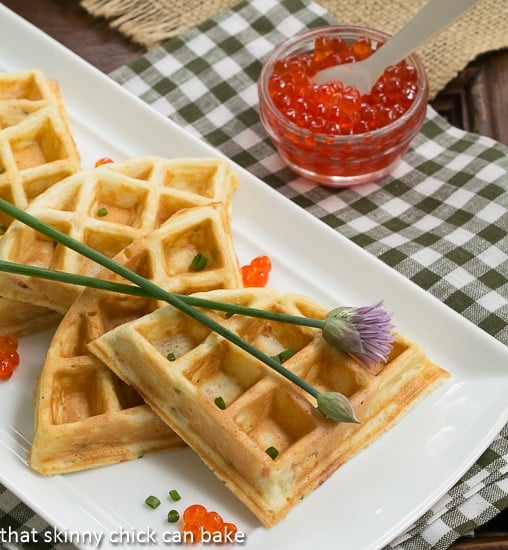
(365, 0), (479, 71)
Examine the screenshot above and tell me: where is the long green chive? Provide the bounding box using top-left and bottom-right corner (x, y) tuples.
(167, 509), (180, 523)
(168, 489), (181, 501)
(191, 253), (207, 271)
(265, 446), (279, 460)
(0, 261), (324, 329)
(0, 199), (362, 423)
(145, 495), (160, 509)
(214, 396), (226, 410)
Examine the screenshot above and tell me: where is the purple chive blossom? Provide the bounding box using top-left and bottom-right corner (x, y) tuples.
(322, 302), (394, 366)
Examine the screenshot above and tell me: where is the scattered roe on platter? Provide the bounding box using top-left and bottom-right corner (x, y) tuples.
(94, 157), (114, 167)
(241, 255), (272, 287)
(181, 504), (238, 544)
(267, 35), (419, 135)
(0, 334), (19, 381)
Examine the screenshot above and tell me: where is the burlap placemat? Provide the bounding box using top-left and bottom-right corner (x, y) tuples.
(80, 0), (507, 98)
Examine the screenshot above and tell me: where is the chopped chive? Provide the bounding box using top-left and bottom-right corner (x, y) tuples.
(214, 396), (226, 410)
(271, 347), (295, 363)
(97, 207), (108, 217)
(145, 495), (161, 509)
(265, 446), (279, 460)
(0, 167), (6, 174)
(167, 352), (176, 361)
(191, 253), (207, 271)
(167, 509), (180, 523)
(169, 489), (181, 501)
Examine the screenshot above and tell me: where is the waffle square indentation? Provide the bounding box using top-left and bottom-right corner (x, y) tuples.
(184, 343), (264, 407)
(162, 219), (223, 276)
(156, 194), (209, 225)
(140, 312), (211, 361)
(9, 117), (67, 170)
(22, 167), (77, 202)
(234, 387), (318, 456)
(162, 165), (218, 197)
(298, 344), (370, 397)
(90, 179), (149, 227)
(53, 367), (106, 424)
(0, 72), (44, 101)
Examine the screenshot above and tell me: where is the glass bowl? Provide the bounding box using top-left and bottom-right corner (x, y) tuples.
(257, 25), (429, 187)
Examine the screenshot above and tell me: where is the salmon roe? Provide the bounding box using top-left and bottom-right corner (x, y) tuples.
(258, 26), (428, 186)
(268, 35), (419, 136)
(241, 255), (271, 287)
(181, 504), (238, 544)
(94, 157), (114, 167)
(0, 334), (19, 381)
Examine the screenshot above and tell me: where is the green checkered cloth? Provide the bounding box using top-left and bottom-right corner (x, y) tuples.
(1, 0), (507, 549)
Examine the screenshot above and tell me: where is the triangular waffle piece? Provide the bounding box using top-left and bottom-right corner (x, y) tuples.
(29, 204), (243, 475)
(0, 156), (237, 315)
(0, 69), (81, 336)
(89, 288), (450, 527)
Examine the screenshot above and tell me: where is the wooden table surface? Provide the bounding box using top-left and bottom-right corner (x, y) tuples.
(2, 1), (508, 548)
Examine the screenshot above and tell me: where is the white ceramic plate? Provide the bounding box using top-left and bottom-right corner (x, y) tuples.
(1, 6), (507, 550)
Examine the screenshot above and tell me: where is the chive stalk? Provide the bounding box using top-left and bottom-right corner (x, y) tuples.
(0, 260), (324, 329)
(0, 198), (357, 423)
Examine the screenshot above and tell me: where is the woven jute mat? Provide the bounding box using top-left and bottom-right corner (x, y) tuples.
(80, 0), (507, 98)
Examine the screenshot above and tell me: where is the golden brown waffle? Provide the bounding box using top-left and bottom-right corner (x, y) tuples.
(0, 298), (62, 338)
(89, 287), (450, 527)
(0, 69), (80, 231)
(0, 69), (81, 336)
(29, 203), (243, 475)
(0, 156), (238, 314)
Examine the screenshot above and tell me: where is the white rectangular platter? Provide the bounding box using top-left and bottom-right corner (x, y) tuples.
(1, 5), (508, 550)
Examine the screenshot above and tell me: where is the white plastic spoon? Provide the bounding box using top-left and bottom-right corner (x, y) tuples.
(314, 0), (480, 93)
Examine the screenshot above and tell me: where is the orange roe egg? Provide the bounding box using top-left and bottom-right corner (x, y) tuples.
(0, 334), (19, 381)
(241, 255), (271, 287)
(94, 157), (114, 167)
(181, 504), (238, 544)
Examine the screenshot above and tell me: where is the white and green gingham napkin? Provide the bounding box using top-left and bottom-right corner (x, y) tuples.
(1, 0), (507, 548)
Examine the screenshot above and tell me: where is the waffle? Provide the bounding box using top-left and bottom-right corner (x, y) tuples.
(29, 203), (243, 474)
(0, 69), (80, 231)
(0, 156), (238, 315)
(89, 287), (450, 527)
(0, 69), (81, 335)
(0, 298), (62, 337)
